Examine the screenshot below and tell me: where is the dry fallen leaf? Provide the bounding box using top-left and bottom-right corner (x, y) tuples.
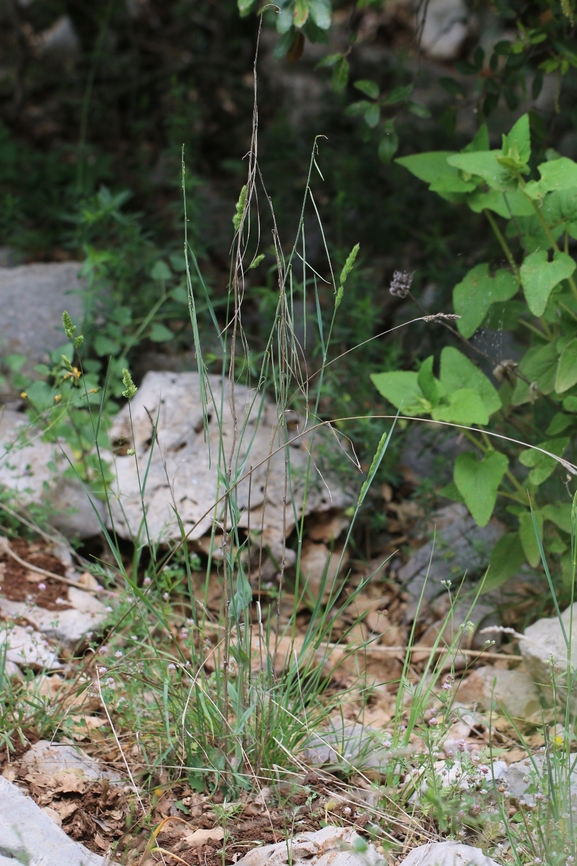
(183, 826), (225, 847)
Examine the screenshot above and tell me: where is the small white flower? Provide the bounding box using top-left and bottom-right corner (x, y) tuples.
(38, 583), (46, 591)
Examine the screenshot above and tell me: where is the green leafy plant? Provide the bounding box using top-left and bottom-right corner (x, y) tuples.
(372, 113), (577, 591)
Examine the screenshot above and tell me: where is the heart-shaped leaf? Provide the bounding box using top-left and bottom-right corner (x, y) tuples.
(518, 510), (544, 568)
(453, 264), (518, 338)
(520, 250), (576, 317)
(556, 337), (577, 393)
(440, 347), (501, 417)
(432, 389), (489, 425)
(483, 533), (526, 592)
(454, 450), (508, 526)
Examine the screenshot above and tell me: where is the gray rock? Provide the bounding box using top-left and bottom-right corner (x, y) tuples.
(235, 826), (385, 866)
(398, 503), (503, 614)
(302, 722), (391, 773)
(519, 602), (577, 711)
(20, 740), (122, 785)
(0, 623), (61, 670)
(0, 586), (108, 646)
(108, 372), (353, 558)
(0, 409), (106, 538)
(0, 263), (85, 396)
(0, 775), (104, 865)
(418, 0), (472, 60)
(454, 666), (541, 719)
(399, 842), (501, 866)
(504, 755), (577, 820)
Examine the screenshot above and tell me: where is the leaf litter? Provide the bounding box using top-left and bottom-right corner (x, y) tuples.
(0, 504), (564, 864)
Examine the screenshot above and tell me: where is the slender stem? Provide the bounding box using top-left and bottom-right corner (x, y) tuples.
(519, 179), (577, 302)
(483, 209), (521, 281)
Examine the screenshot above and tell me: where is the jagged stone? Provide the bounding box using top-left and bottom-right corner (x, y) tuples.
(107, 372), (353, 561)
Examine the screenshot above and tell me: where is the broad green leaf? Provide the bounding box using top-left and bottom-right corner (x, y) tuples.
(370, 371), (426, 416)
(417, 356), (439, 407)
(149, 323), (174, 343)
(94, 334), (119, 356)
(354, 79), (379, 98)
(520, 250), (576, 317)
(556, 337), (577, 393)
(344, 100), (371, 117)
(316, 52), (342, 68)
(446, 151), (512, 191)
(378, 128), (399, 163)
(524, 158), (577, 199)
(454, 450), (508, 527)
(395, 152), (457, 185)
(430, 175), (477, 194)
(512, 342), (559, 405)
(519, 511), (544, 568)
(453, 264), (518, 338)
(463, 124), (490, 153)
(546, 412), (575, 435)
(466, 188), (535, 217)
(383, 85), (413, 105)
(274, 27), (297, 58)
(308, 0), (332, 29)
(439, 346), (501, 417)
(406, 101), (431, 119)
(439, 76), (466, 97)
(563, 395), (577, 413)
(237, 0), (254, 14)
(364, 103), (381, 128)
(500, 113), (531, 168)
(519, 437), (568, 485)
(542, 503), (573, 533)
(508, 213), (564, 253)
(293, 0), (309, 27)
(432, 389), (489, 425)
(276, 9), (293, 34)
(332, 56), (350, 92)
(151, 260), (172, 281)
(482, 533), (526, 592)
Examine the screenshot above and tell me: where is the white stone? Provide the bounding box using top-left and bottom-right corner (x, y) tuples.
(520, 603), (577, 711)
(0, 409), (106, 539)
(0, 263), (85, 391)
(0, 775), (104, 865)
(298, 539), (347, 603)
(0, 623), (61, 670)
(302, 722), (391, 773)
(108, 372), (352, 558)
(418, 0), (471, 60)
(399, 842), (501, 866)
(235, 826), (385, 866)
(20, 740), (122, 785)
(454, 665), (541, 719)
(0, 586), (108, 645)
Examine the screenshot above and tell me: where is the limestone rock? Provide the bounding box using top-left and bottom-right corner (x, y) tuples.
(235, 826), (385, 866)
(20, 740), (122, 787)
(399, 842), (501, 866)
(0, 586), (108, 646)
(0, 409), (106, 538)
(398, 504), (503, 614)
(0, 623), (61, 670)
(417, 0), (472, 60)
(302, 722), (391, 774)
(108, 372), (352, 557)
(519, 603), (577, 711)
(0, 262), (85, 397)
(455, 665), (541, 720)
(0, 775), (104, 866)
(504, 755), (577, 821)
